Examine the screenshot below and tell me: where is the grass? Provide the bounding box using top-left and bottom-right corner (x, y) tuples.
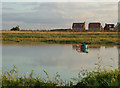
(74, 69), (120, 87)
(1, 31), (120, 45)
(2, 66), (71, 87)
(74, 58), (120, 87)
(1, 59), (120, 87)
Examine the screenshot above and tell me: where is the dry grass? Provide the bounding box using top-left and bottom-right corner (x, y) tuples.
(1, 30), (119, 34)
(1, 31), (119, 45)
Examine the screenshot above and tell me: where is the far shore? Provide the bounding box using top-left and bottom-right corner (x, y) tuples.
(1, 30), (119, 33)
(1, 30), (119, 45)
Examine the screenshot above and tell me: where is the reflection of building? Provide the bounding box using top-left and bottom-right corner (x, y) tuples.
(72, 22), (85, 31)
(72, 44), (88, 53)
(88, 22), (103, 31)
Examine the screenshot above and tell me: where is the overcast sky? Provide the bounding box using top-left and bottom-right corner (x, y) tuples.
(1, 0), (119, 2)
(2, 2), (118, 30)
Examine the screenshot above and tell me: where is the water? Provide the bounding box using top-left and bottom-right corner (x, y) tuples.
(2, 44), (118, 81)
(0, 45), (1, 74)
(0, 44), (1, 88)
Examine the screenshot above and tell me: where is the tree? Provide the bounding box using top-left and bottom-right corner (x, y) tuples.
(10, 26), (20, 31)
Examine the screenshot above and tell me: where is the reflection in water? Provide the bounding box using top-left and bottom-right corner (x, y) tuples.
(73, 44), (88, 53)
(118, 47), (120, 71)
(0, 45), (1, 88)
(88, 45), (100, 49)
(2, 45), (118, 80)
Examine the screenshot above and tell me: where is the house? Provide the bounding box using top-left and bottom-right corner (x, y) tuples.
(104, 23), (114, 31)
(115, 22), (120, 31)
(88, 22), (102, 31)
(72, 22), (85, 31)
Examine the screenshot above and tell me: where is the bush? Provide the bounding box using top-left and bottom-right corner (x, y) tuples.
(10, 26), (20, 31)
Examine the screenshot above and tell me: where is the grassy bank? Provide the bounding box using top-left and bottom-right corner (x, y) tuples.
(1, 65), (120, 87)
(1, 31), (119, 45)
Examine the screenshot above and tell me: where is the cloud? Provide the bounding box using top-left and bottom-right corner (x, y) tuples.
(2, 7), (14, 10)
(2, 2), (118, 30)
(1, 0), (119, 2)
(118, 1), (120, 22)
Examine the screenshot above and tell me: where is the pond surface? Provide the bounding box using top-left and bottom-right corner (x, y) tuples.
(0, 45), (1, 75)
(2, 44), (119, 81)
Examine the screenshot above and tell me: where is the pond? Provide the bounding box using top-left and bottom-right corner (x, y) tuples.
(2, 44), (119, 81)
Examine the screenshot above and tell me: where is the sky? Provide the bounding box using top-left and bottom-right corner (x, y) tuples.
(118, 2), (120, 22)
(2, 1), (119, 30)
(1, 0), (120, 2)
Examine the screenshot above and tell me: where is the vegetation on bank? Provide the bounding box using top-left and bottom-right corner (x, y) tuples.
(1, 31), (119, 45)
(2, 66), (71, 87)
(1, 62), (120, 87)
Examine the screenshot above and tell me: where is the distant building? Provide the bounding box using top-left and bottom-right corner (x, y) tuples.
(104, 23), (114, 31)
(88, 22), (102, 31)
(115, 22), (120, 31)
(72, 22), (85, 31)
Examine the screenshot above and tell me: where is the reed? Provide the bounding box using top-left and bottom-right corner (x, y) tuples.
(2, 61), (120, 87)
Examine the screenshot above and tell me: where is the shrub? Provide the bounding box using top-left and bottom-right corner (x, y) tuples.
(10, 26), (20, 31)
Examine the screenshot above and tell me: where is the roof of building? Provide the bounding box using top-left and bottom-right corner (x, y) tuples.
(73, 23), (85, 24)
(106, 24), (114, 25)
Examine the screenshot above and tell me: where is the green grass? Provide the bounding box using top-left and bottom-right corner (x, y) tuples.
(74, 69), (120, 87)
(2, 66), (72, 87)
(1, 31), (120, 45)
(2, 61), (120, 87)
